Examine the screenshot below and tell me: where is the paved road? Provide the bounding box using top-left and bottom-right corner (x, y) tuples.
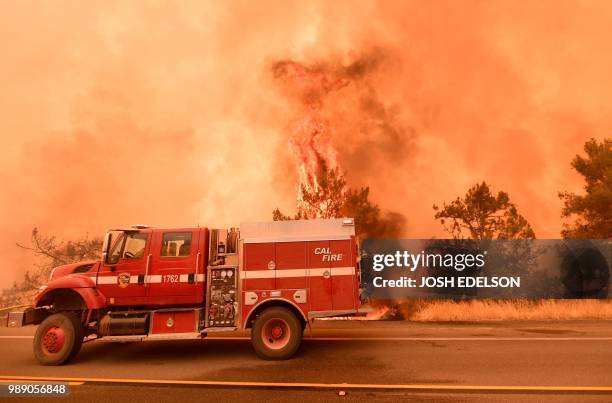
(1, 321), (611, 402)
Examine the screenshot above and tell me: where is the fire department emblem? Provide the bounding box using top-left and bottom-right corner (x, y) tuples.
(117, 272), (131, 288)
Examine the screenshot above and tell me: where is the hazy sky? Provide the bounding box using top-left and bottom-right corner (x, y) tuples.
(1, 1), (610, 288)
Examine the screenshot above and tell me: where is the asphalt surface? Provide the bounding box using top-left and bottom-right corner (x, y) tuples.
(1, 320), (611, 402)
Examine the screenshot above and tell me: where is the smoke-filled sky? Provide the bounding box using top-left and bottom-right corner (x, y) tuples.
(1, 1), (610, 288)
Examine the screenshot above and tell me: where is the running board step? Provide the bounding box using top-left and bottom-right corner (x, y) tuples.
(97, 332), (203, 342)
(201, 326), (237, 334)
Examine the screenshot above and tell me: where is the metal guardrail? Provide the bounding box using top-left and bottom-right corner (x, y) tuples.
(0, 305), (29, 327)
(0, 305), (29, 312)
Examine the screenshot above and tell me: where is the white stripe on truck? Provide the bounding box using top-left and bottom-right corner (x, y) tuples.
(94, 274), (205, 285)
(94, 266), (355, 284)
(241, 266), (355, 279)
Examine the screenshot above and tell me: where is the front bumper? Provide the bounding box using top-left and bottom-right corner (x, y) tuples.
(6, 308), (48, 327)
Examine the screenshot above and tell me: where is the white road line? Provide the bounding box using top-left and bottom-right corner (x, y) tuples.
(1, 335), (612, 341)
(0, 380), (84, 386)
(301, 336), (612, 341)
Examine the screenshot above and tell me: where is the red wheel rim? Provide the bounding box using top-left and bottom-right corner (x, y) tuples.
(41, 325), (65, 354)
(261, 318), (290, 350)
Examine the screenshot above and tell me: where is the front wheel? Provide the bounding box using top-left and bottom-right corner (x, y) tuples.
(33, 312), (83, 365)
(251, 307), (302, 360)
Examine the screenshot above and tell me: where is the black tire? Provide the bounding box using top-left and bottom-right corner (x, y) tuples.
(251, 306), (302, 360)
(33, 312), (84, 365)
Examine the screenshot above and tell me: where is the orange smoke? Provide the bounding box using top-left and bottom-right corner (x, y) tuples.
(1, 1), (611, 288)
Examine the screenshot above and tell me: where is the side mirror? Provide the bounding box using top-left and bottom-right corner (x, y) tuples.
(102, 232), (112, 264)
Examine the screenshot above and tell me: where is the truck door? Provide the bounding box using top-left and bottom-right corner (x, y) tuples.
(97, 230), (150, 305)
(146, 228), (203, 304)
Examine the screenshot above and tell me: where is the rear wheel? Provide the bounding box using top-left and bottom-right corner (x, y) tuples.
(251, 307), (302, 360)
(33, 312), (83, 365)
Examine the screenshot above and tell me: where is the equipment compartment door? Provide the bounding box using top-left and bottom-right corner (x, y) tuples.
(147, 229), (203, 304)
(307, 240), (333, 312)
(243, 242), (275, 291)
(276, 241), (307, 290)
(330, 239), (356, 311)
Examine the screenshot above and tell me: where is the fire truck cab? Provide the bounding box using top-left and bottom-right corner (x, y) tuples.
(8, 218), (361, 365)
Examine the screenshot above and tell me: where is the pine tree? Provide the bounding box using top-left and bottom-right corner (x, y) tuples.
(559, 138), (611, 239)
(433, 182), (535, 240)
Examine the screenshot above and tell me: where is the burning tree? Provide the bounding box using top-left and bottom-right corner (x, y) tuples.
(275, 162), (346, 220)
(273, 163), (404, 238)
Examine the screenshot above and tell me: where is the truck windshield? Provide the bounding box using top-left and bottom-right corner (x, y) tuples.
(106, 232), (126, 265)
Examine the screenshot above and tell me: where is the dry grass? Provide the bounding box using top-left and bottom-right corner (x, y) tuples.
(401, 299), (612, 321)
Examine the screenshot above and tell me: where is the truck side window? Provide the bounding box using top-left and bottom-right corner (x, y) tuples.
(123, 233), (148, 259)
(161, 232), (192, 257)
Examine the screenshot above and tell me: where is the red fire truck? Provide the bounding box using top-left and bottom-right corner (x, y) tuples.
(8, 218), (361, 365)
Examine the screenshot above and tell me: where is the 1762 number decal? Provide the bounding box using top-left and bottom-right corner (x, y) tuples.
(162, 274), (179, 283)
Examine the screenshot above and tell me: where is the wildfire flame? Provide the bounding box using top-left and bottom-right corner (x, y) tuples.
(272, 60), (348, 215)
(290, 113), (337, 198)
(365, 305), (390, 321)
